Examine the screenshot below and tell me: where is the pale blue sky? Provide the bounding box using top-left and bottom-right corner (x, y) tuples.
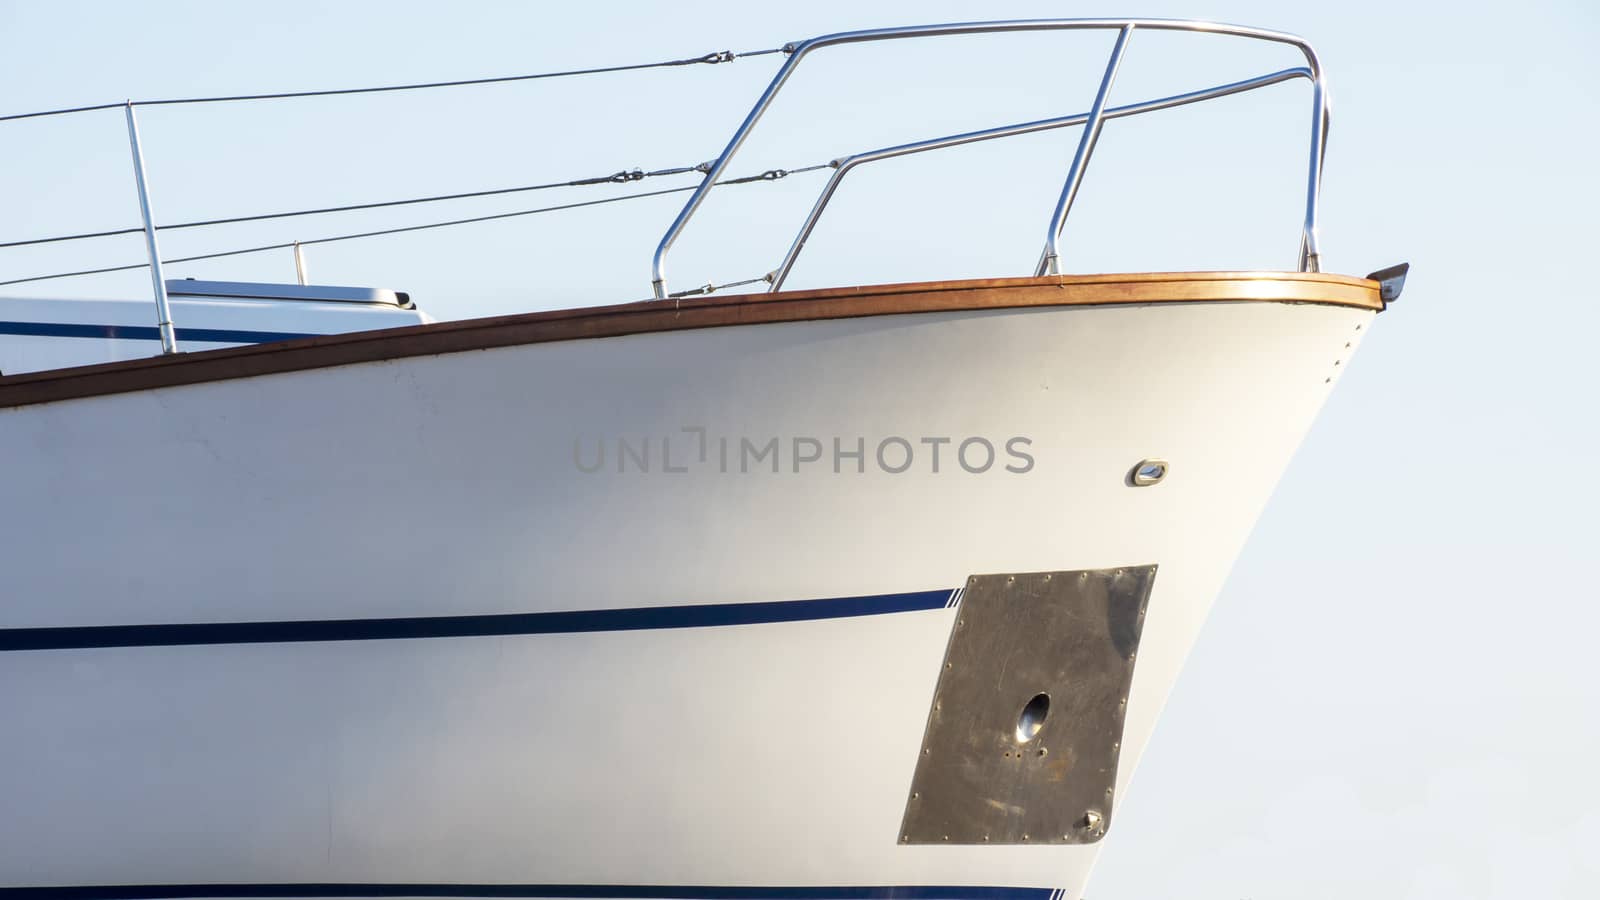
(2, 1), (1597, 897)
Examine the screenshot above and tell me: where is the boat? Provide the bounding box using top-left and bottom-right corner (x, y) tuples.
(0, 18), (1405, 900)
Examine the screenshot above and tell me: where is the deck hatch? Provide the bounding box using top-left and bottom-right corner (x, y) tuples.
(899, 566), (1155, 845)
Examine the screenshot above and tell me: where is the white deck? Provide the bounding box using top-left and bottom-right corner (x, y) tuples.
(0, 280), (430, 375)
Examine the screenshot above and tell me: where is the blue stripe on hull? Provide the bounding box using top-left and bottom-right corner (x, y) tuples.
(0, 588), (956, 653)
(0, 321), (318, 343)
(0, 885), (1057, 900)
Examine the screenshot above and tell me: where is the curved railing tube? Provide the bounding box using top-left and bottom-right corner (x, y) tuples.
(1037, 24), (1132, 277)
(769, 67), (1314, 291)
(650, 18), (1330, 297)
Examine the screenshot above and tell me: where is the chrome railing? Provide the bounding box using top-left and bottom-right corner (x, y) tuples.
(1, 18), (1332, 357)
(122, 101), (179, 354)
(651, 18), (1331, 299)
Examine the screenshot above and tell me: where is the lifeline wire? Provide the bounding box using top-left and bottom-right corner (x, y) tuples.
(667, 274), (775, 299)
(0, 47), (784, 123)
(0, 162), (836, 253)
(0, 164), (831, 288)
(0, 165), (712, 250)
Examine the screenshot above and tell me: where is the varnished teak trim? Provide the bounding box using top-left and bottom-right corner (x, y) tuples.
(0, 272), (1380, 410)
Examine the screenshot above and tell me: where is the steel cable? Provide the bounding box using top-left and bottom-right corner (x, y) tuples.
(0, 163), (831, 288)
(0, 165), (712, 250)
(0, 47), (784, 124)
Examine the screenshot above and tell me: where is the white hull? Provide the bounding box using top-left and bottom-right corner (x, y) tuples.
(0, 297), (1372, 897)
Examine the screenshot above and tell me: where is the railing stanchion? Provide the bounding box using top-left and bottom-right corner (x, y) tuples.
(123, 101), (178, 355)
(293, 241), (310, 285)
(1298, 83), (1329, 272)
(1036, 25), (1133, 277)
